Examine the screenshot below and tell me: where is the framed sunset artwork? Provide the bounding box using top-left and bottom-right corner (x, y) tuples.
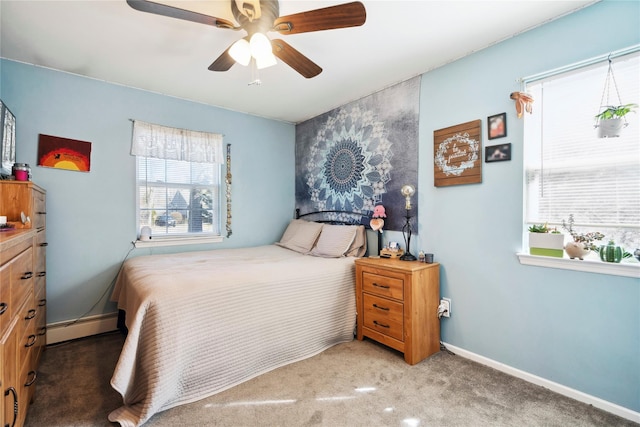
(38, 134), (92, 172)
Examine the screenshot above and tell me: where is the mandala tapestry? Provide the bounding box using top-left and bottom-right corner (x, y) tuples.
(295, 76), (420, 231)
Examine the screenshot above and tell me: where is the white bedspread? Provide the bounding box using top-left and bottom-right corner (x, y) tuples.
(108, 245), (357, 426)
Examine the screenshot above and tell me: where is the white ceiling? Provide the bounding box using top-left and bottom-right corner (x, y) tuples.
(1, 0), (596, 124)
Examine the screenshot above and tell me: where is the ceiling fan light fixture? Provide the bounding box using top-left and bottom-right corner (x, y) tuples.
(256, 53), (277, 70)
(249, 32), (273, 60)
(229, 39), (251, 66)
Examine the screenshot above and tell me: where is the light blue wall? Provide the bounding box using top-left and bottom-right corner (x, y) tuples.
(0, 60), (295, 324)
(416, 0), (639, 413)
(1, 0), (638, 416)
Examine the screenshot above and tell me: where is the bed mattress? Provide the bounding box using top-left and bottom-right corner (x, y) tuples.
(108, 245), (357, 426)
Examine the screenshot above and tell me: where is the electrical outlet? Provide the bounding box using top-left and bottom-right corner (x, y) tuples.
(440, 298), (451, 317)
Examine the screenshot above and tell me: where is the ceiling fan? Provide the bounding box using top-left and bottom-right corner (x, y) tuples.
(126, 0), (367, 78)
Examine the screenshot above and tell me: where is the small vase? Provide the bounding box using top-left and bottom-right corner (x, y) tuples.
(564, 242), (590, 260)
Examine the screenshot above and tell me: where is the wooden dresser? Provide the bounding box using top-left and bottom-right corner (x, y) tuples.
(355, 257), (440, 365)
(0, 181), (47, 427)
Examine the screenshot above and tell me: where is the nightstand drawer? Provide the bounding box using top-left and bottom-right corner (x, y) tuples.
(363, 293), (403, 341)
(362, 271), (404, 300)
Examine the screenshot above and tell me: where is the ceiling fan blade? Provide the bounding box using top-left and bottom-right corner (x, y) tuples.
(273, 1), (366, 35)
(271, 39), (322, 79)
(126, 0), (238, 29)
(208, 46), (236, 72)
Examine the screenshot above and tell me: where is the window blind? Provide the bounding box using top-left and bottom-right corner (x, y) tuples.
(132, 121), (223, 238)
(523, 51), (639, 247)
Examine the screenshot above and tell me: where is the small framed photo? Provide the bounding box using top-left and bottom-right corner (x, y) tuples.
(485, 143), (511, 163)
(487, 112), (507, 139)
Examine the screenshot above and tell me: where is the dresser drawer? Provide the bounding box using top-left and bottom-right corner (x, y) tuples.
(16, 292), (36, 374)
(35, 230), (47, 282)
(32, 189), (46, 230)
(363, 293), (403, 341)
(10, 248), (34, 318)
(362, 271), (404, 300)
(0, 263), (10, 335)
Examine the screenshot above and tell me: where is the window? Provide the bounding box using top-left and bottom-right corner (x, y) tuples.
(132, 121), (224, 243)
(524, 50), (640, 252)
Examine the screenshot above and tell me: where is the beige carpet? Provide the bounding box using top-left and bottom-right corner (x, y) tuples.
(25, 331), (637, 427)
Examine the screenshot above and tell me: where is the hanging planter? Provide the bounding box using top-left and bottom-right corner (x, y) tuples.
(595, 104), (637, 138)
(594, 56), (637, 138)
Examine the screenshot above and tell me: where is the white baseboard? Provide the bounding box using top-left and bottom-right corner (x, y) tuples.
(46, 312), (119, 345)
(42, 321), (639, 422)
(443, 342), (640, 424)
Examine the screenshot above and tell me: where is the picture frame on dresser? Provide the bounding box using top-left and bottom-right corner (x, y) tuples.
(0, 99), (16, 177)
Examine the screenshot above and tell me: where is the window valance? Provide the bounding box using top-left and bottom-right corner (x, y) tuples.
(131, 120), (224, 164)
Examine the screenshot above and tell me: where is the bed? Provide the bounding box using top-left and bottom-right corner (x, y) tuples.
(108, 215), (370, 426)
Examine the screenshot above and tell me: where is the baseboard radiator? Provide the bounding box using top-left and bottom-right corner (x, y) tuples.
(46, 312), (119, 345)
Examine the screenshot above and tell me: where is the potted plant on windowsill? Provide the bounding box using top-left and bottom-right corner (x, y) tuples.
(594, 103), (637, 138)
(528, 223), (564, 257)
(561, 214), (605, 260)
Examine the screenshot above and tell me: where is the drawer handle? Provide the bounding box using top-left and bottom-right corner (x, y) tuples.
(21, 272), (33, 280)
(38, 326), (47, 336)
(25, 334), (37, 348)
(39, 242), (49, 247)
(372, 304), (389, 311)
(25, 309), (37, 320)
(37, 211), (47, 215)
(39, 298), (47, 307)
(25, 370), (37, 387)
(37, 271), (46, 277)
(0, 302), (7, 316)
(373, 320), (390, 329)
(5, 386), (17, 427)
(372, 282), (390, 289)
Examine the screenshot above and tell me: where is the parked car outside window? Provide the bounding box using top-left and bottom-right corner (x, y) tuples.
(155, 214), (176, 227)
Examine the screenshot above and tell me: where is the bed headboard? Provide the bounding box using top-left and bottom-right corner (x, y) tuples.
(295, 208), (381, 256)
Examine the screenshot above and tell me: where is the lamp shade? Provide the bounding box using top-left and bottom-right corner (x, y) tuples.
(249, 33), (272, 59)
(229, 39), (251, 66)
(401, 184), (415, 209)
(256, 53), (277, 69)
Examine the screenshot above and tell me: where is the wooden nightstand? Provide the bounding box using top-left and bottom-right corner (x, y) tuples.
(355, 257), (440, 365)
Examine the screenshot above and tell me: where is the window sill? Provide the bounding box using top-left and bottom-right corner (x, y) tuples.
(135, 235), (223, 248)
(517, 253), (640, 278)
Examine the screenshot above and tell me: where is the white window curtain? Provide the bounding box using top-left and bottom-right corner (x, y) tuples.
(131, 120), (223, 164)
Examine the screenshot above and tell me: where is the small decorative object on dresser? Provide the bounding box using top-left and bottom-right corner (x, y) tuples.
(355, 257), (440, 365)
(399, 184), (417, 261)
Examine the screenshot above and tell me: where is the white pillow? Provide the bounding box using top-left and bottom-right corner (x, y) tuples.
(311, 224), (358, 258)
(277, 219), (323, 254)
(345, 225), (366, 257)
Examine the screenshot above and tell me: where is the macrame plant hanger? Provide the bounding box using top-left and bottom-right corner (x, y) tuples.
(595, 55), (628, 130)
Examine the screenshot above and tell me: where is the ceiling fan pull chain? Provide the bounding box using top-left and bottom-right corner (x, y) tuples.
(248, 59), (262, 86)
